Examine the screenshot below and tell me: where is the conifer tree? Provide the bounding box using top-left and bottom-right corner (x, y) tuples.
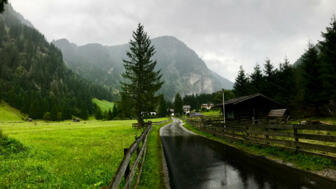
(319, 17), (336, 101)
(112, 105), (118, 119)
(250, 64), (264, 93)
(120, 24), (163, 127)
(174, 93), (183, 116)
(95, 107), (103, 120)
(263, 58), (277, 97)
(276, 58), (296, 106)
(264, 58), (275, 78)
(301, 44), (323, 114)
(233, 66), (250, 97)
(158, 95), (167, 117)
(107, 109), (113, 120)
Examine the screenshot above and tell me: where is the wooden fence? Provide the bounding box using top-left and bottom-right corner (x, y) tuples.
(185, 116), (336, 160)
(109, 124), (151, 189)
(132, 119), (171, 129)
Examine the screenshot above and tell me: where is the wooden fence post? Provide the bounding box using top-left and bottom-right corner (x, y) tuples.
(124, 148), (130, 179)
(245, 125), (249, 139)
(293, 125), (299, 152)
(265, 127), (270, 145)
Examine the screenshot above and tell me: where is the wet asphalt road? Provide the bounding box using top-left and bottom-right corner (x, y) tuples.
(160, 118), (336, 189)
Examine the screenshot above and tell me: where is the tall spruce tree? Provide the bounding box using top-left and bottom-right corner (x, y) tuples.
(250, 64), (264, 93)
(263, 58), (277, 97)
(301, 44), (323, 114)
(276, 57), (295, 106)
(233, 66), (250, 97)
(120, 24), (163, 127)
(174, 93), (183, 116)
(319, 17), (336, 101)
(158, 95), (167, 117)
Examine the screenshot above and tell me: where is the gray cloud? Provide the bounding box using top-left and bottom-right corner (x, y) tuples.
(11, 0), (336, 81)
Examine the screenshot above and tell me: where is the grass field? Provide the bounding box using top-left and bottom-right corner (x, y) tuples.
(92, 98), (115, 112)
(0, 101), (24, 121)
(0, 118), (167, 188)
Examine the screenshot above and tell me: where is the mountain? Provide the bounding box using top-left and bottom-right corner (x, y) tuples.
(0, 4), (113, 120)
(53, 36), (233, 100)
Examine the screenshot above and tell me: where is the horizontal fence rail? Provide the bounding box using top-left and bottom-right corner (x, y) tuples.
(109, 124), (152, 189)
(185, 116), (336, 160)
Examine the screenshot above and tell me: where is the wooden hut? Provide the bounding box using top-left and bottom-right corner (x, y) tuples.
(216, 93), (282, 121)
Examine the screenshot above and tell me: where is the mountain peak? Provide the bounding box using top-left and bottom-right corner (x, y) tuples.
(53, 36), (233, 100)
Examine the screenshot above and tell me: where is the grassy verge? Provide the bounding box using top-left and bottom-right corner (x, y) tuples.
(181, 120), (336, 172)
(0, 118), (166, 188)
(137, 119), (173, 188)
(201, 110), (221, 116)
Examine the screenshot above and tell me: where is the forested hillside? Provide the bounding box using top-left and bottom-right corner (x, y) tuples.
(0, 5), (113, 120)
(233, 18), (336, 117)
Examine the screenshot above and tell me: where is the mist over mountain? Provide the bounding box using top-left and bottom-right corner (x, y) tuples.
(53, 36), (233, 100)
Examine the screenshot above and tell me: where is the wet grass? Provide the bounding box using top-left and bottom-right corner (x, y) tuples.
(137, 119), (172, 189)
(182, 120), (336, 171)
(0, 118), (167, 188)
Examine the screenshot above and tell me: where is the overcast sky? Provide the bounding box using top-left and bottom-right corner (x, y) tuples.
(11, 0), (336, 82)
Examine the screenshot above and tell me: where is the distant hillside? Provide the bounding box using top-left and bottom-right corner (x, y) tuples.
(53, 36), (233, 100)
(0, 4), (113, 120)
(92, 98), (114, 112)
(0, 101), (24, 121)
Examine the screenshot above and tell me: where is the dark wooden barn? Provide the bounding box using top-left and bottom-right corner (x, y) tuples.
(216, 93), (282, 121)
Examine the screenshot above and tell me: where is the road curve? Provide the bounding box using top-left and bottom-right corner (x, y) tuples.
(160, 118), (336, 189)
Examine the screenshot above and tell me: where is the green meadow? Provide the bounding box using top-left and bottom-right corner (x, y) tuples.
(92, 98), (115, 112)
(0, 118), (167, 188)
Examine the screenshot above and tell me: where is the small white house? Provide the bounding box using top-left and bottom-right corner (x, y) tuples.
(201, 103), (214, 110)
(183, 105), (191, 114)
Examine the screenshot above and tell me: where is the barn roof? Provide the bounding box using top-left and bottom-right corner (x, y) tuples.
(217, 93), (280, 107)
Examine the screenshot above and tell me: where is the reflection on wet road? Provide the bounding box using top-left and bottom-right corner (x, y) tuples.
(160, 118), (336, 189)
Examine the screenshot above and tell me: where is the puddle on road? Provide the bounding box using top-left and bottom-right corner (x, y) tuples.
(161, 123), (336, 189)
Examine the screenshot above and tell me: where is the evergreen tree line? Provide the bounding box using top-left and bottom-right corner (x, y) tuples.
(93, 104), (120, 120)
(233, 18), (336, 117)
(0, 7), (114, 120)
